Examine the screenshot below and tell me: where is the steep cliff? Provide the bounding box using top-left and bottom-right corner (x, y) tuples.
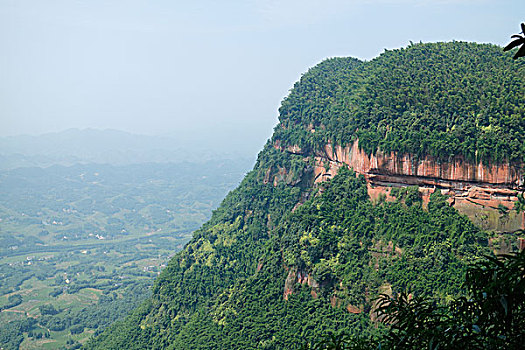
(277, 139), (524, 232)
(272, 41), (525, 233)
(87, 42), (525, 349)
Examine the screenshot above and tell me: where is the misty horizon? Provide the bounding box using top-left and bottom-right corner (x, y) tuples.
(2, 1), (522, 139)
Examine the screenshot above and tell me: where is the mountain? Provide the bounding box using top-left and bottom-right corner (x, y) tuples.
(0, 128), (261, 170)
(86, 42), (525, 349)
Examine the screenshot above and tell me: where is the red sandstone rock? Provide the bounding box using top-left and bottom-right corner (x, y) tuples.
(278, 138), (525, 303)
(322, 140), (523, 186)
(286, 145), (303, 154)
(283, 269), (296, 300)
(519, 238), (525, 251)
(346, 304), (362, 314)
(307, 139), (523, 232)
(330, 295), (340, 308)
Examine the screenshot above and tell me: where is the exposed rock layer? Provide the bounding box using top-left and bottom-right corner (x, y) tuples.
(281, 139), (524, 232)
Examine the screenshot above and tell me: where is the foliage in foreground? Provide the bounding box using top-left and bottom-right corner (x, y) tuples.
(504, 22), (525, 59)
(306, 250), (525, 349)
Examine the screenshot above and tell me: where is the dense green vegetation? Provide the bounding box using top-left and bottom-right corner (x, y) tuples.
(88, 166), (498, 349)
(305, 250), (525, 349)
(85, 42), (525, 349)
(0, 160), (250, 349)
(275, 42), (525, 163)
(278, 167), (488, 304)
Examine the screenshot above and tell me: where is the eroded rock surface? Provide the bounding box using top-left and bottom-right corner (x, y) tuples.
(281, 139), (524, 232)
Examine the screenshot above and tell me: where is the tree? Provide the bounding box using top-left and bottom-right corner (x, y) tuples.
(504, 23), (525, 59)
(514, 192), (525, 213)
(39, 304), (59, 315)
(305, 250), (525, 349)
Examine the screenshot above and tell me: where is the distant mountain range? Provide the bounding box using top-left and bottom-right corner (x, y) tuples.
(0, 128), (261, 169)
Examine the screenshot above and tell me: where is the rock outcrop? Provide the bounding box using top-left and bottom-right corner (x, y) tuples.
(281, 139), (524, 232)
(283, 267), (320, 300)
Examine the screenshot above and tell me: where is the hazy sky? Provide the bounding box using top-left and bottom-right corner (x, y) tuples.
(1, 0), (523, 145)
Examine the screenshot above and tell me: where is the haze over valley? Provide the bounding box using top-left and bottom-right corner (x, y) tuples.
(1, 1), (524, 349)
(0, 129), (254, 349)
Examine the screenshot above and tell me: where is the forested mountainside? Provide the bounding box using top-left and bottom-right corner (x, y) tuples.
(275, 41), (525, 163)
(86, 42), (525, 349)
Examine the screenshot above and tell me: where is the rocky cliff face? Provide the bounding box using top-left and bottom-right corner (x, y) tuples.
(277, 139), (524, 232)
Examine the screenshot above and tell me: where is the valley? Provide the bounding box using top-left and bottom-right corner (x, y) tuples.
(0, 160), (251, 349)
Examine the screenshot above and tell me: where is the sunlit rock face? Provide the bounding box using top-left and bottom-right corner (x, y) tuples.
(278, 139), (524, 232)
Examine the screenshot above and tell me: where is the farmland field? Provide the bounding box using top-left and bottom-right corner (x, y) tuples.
(0, 159), (251, 349)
